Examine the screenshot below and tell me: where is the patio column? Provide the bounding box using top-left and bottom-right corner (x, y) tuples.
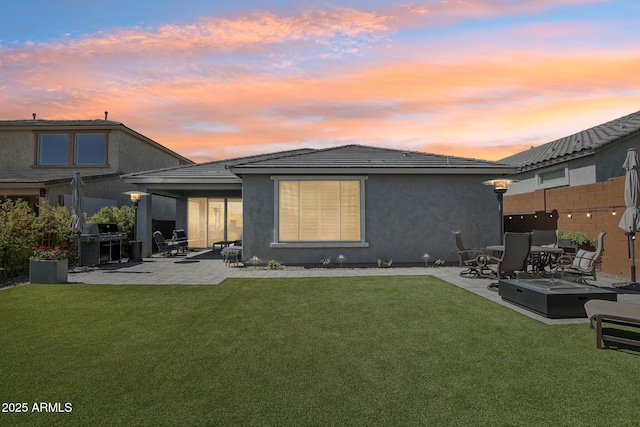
(139, 192), (153, 257)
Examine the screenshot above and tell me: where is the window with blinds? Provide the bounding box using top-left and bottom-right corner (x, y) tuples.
(278, 180), (361, 242)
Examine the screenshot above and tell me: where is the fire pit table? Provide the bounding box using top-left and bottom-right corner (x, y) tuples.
(498, 275), (617, 318)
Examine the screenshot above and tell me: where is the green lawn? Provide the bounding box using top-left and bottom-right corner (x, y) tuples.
(1, 276), (638, 426)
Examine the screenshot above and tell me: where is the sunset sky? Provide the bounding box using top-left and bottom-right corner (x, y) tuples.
(1, 0), (639, 163)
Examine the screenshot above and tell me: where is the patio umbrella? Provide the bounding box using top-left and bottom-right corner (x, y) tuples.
(70, 172), (85, 265)
(618, 148), (640, 287)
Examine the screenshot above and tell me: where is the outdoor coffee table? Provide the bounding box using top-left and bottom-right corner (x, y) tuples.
(498, 276), (617, 318)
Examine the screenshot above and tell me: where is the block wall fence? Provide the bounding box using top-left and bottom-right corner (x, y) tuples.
(504, 176), (634, 279)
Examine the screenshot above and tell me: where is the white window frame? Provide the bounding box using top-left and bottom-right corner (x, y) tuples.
(270, 175), (369, 248)
(536, 164), (569, 189)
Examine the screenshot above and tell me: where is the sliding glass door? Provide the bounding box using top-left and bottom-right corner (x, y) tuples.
(187, 197), (242, 248)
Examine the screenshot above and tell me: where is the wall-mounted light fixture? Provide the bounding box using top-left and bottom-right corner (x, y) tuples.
(39, 188), (47, 198)
(568, 212), (572, 218)
(587, 211), (592, 218)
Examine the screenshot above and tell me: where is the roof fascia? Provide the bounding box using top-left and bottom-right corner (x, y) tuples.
(228, 166), (518, 175)
(121, 176), (241, 185)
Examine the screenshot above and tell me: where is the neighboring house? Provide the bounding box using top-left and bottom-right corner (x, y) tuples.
(123, 145), (516, 264)
(0, 118), (193, 221)
(500, 109), (640, 278)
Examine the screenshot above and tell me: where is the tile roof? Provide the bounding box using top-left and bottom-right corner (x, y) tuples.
(500, 110), (640, 170)
(0, 171), (121, 185)
(229, 144), (513, 172)
(121, 149), (315, 183)
(0, 119), (123, 127)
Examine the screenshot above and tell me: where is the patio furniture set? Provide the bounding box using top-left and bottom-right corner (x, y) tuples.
(152, 229), (189, 256)
(455, 229), (640, 350)
(453, 229), (606, 282)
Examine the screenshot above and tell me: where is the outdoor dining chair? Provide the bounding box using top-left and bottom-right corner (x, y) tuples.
(452, 231), (491, 277)
(554, 231), (606, 281)
(477, 232), (532, 280)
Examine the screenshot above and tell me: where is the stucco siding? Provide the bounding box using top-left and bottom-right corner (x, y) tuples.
(116, 131), (186, 173)
(0, 131), (37, 169)
(241, 174), (501, 266)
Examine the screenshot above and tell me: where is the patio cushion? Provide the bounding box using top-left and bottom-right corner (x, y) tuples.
(572, 249), (596, 270)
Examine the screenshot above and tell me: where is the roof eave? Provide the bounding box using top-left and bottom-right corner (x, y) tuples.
(229, 166), (518, 175)
(121, 176), (242, 185)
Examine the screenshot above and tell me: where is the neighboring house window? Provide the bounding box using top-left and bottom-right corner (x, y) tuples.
(536, 164), (569, 189)
(38, 134), (69, 165)
(75, 133), (107, 165)
(37, 132), (107, 166)
(276, 178), (365, 243)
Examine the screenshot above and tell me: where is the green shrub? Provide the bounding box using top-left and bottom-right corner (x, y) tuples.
(558, 230), (597, 249)
(267, 259), (282, 270)
(87, 206), (135, 241)
(0, 199), (43, 277)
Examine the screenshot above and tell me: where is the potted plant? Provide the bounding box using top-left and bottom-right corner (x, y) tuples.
(557, 231), (597, 251)
(29, 246), (69, 284)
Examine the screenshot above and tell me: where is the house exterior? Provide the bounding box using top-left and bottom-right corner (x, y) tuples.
(500, 109), (640, 278)
(0, 119), (193, 219)
(123, 145), (517, 264)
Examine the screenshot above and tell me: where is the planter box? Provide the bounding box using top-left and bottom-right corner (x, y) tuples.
(29, 259), (68, 284)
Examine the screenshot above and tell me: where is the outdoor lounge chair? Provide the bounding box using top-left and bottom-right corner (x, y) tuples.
(554, 231), (606, 281)
(172, 229), (188, 254)
(153, 231), (180, 256)
(584, 299), (640, 349)
(452, 231), (490, 277)
(476, 232), (532, 280)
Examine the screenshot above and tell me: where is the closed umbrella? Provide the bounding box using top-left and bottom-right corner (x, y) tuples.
(618, 148), (640, 287)
(70, 172), (85, 265)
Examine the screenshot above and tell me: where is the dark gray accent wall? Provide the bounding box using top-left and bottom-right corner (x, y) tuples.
(241, 174), (501, 266)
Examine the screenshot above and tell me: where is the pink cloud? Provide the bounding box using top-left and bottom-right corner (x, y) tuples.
(0, 1), (637, 164)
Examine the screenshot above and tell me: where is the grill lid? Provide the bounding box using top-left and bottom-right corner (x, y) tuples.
(82, 223), (120, 235)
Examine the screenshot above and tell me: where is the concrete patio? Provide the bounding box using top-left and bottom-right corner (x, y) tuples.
(66, 249), (640, 326)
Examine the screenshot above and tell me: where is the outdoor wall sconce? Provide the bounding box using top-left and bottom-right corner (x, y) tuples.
(568, 212), (572, 218)
(483, 178), (518, 243)
(587, 211), (592, 218)
(39, 188), (47, 197)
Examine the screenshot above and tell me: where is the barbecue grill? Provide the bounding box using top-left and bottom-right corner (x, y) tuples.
(70, 223), (128, 266)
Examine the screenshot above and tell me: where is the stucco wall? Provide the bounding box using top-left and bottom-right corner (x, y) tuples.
(241, 174), (501, 266)
(115, 130), (186, 176)
(0, 131), (37, 169)
(0, 126), (184, 219)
